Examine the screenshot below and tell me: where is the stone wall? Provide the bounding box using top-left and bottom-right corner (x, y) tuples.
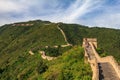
(83, 38), (97, 48)
(89, 42), (120, 79)
(89, 42), (101, 61)
(12, 23), (34, 26)
(39, 51), (56, 61)
(83, 42), (99, 80)
(83, 38), (120, 79)
(99, 56), (120, 78)
(89, 58), (99, 80)
(29, 51), (34, 55)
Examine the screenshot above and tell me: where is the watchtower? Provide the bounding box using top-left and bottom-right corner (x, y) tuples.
(83, 38), (97, 48)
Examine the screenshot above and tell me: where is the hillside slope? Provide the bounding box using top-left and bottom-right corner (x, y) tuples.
(0, 20), (120, 79)
(0, 20), (67, 54)
(59, 23), (120, 63)
(0, 20), (73, 80)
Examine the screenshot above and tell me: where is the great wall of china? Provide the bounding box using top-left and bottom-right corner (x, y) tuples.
(26, 23), (120, 79)
(83, 38), (120, 80)
(29, 24), (72, 60)
(12, 23), (34, 26)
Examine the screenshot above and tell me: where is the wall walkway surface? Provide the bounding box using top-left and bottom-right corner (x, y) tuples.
(83, 38), (120, 80)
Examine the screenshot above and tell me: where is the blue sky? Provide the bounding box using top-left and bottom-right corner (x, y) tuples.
(0, 0), (120, 29)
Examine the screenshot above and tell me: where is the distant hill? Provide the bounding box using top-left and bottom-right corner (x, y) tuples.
(0, 20), (120, 79)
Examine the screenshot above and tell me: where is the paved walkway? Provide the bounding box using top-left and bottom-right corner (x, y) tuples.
(85, 45), (95, 60)
(98, 63), (120, 80)
(84, 40), (120, 80)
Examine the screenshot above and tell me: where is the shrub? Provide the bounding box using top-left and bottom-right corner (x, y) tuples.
(37, 60), (48, 74)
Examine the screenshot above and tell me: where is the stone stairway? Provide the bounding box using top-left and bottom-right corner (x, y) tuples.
(98, 63), (120, 80)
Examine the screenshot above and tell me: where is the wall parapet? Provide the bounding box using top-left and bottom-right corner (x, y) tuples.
(83, 38), (120, 80)
(89, 42), (120, 79)
(83, 45), (99, 80)
(89, 58), (99, 80)
(100, 56), (120, 78)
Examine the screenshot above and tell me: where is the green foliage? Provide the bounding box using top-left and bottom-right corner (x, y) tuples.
(37, 60), (48, 74)
(0, 68), (4, 74)
(96, 48), (104, 54)
(45, 47), (60, 57)
(0, 20), (120, 79)
(59, 23), (120, 62)
(0, 20), (68, 79)
(44, 46), (72, 57)
(0, 21), (66, 55)
(42, 46), (92, 80)
(96, 48), (107, 57)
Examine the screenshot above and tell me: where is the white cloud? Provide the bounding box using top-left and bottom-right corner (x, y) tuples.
(59, 0), (120, 29)
(0, 0), (28, 13)
(0, 0), (120, 29)
(87, 13), (120, 29)
(74, 0), (120, 29)
(62, 0), (103, 22)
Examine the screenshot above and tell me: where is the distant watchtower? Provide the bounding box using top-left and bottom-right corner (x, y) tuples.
(82, 38), (97, 48)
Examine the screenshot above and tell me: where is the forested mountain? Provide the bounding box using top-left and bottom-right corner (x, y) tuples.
(0, 20), (120, 80)
(59, 23), (120, 62)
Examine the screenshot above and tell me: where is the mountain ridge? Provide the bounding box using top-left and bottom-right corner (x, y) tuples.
(0, 20), (120, 80)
